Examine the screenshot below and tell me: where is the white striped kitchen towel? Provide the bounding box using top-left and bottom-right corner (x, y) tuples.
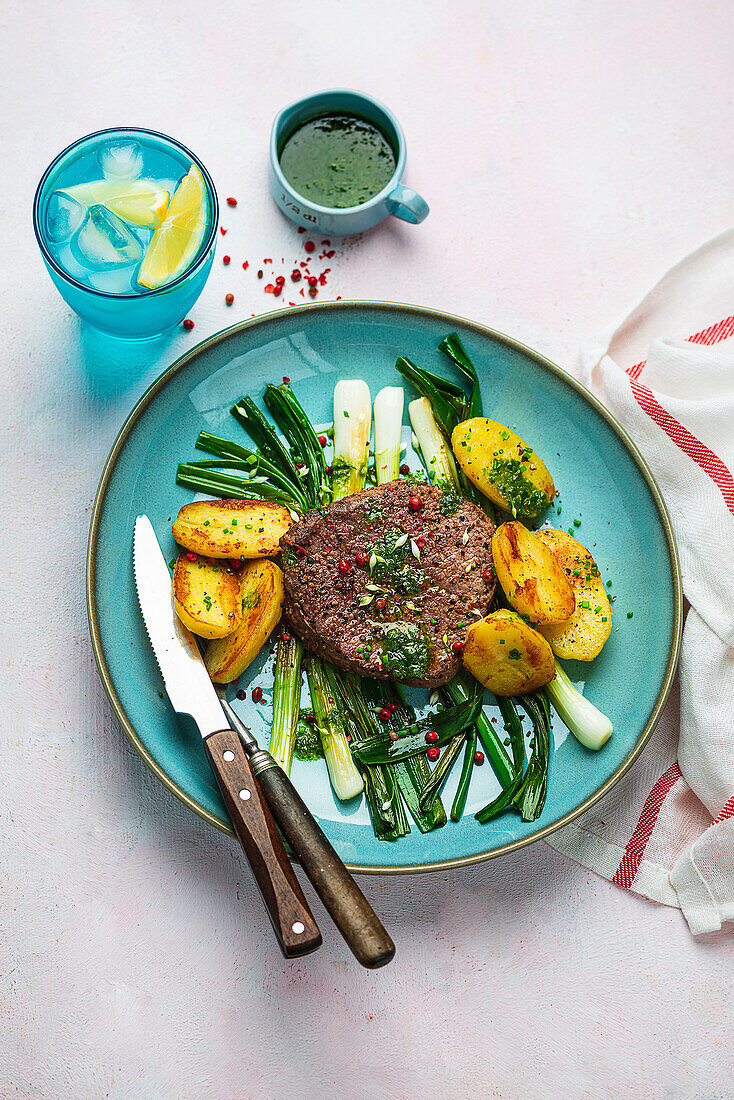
(546, 227), (734, 935)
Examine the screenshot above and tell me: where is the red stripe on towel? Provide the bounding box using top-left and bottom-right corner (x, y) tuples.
(612, 763), (682, 888)
(626, 313), (734, 378)
(714, 795), (734, 823)
(629, 380), (734, 514)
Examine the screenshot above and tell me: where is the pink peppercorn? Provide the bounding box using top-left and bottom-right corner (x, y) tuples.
(318, 434), (327, 447)
(453, 640), (464, 653)
(409, 496), (423, 511)
(338, 559), (351, 575)
(186, 551), (197, 562)
(226, 197), (237, 206)
(379, 708), (391, 721)
(225, 293), (234, 306)
(355, 551), (368, 566)
(223, 255), (230, 265)
(425, 730), (438, 744)
(375, 598), (386, 611)
(251, 686), (263, 702)
(304, 240), (315, 252)
(474, 751), (485, 765)
(427, 746), (440, 762)
(182, 319), (194, 331)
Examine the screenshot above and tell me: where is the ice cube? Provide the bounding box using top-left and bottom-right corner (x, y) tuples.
(45, 190), (85, 242)
(73, 204), (143, 269)
(89, 265), (140, 294)
(97, 140), (144, 180)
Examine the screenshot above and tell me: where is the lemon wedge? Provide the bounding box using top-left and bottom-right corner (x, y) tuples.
(136, 166), (209, 290)
(62, 179), (170, 228)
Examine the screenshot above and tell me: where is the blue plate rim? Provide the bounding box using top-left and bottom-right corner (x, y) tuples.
(86, 300), (683, 874)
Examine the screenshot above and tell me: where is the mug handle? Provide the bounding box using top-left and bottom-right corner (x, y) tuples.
(385, 183), (429, 225)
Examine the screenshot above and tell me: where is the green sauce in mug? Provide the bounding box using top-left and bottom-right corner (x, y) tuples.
(279, 113), (396, 209)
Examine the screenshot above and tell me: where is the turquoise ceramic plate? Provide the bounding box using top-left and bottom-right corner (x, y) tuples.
(87, 302), (681, 873)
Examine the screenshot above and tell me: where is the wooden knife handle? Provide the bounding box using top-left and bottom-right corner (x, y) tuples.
(204, 729), (322, 959)
(252, 760), (395, 970)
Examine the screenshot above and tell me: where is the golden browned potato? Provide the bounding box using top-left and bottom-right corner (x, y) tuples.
(451, 417), (554, 517)
(492, 521), (574, 624)
(204, 559), (284, 683)
(172, 498), (293, 560)
(536, 529), (612, 660)
(172, 554), (243, 640)
(462, 609), (555, 696)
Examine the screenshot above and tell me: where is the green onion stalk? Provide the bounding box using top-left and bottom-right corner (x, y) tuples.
(360, 678), (446, 833)
(334, 673), (409, 841)
(513, 692), (552, 821)
(373, 386), (404, 484)
(451, 727), (478, 822)
(307, 657), (364, 801)
(268, 634), (304, 773)
(332, 379), (372, 500)
(547, 663), (612, 750)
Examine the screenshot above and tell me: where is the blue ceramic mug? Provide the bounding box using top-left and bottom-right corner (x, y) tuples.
(268, 89), (429, 236)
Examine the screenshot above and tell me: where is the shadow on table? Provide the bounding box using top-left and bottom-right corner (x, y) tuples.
(77, 324), (176, 401)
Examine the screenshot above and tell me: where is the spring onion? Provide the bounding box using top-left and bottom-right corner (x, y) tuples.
(450, 728), (477, 822)
(442, 677), (514, 789)
(360, 678), (446, 832)
(408, 397), (459, 486)
(332, 379), (371, 499)
(438, 333), (482, 419)
(395, 356), (461, 439)
(263, 382), (329, 506)
(175, 465), (299, 506)
(512, 692), (552, 821)
(306, 658), (363, 800)
(351, 689), (483, 765)
(373, 386), (404, 484)
(268, 635), (304, 773)
(417, 733), (466, 810)
(230, 395), (304, 499)
(332, 672), (410, 839)
(546, 661), (612, 750)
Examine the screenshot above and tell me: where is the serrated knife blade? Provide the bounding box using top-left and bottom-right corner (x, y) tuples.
(132, 513), (323, 960)
(133, 514), (225, 737)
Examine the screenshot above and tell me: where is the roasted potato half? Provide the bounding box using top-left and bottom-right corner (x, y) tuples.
(462, 609), (555, 696)
(173, 554), (243, 640)
(451, 417), (554, 517)
(492, 521), (574, 624)
(172, 498), (293, 559)
(204, 559), (284, 683)
(536, 529), (612, 660)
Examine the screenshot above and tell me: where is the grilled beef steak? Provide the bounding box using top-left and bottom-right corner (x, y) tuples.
(280, 480), (496, 687)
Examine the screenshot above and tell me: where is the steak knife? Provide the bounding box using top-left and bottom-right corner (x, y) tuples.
(134, 515), (321, 958)
(134, 515), (395, 969)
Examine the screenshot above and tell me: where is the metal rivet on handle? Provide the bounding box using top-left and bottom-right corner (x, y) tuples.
(238, 788), (251, 800)
(223, 750), (235, 762)
(292, 922), (305, 935)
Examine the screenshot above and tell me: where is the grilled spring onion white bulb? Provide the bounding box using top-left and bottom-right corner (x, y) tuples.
(374, 386), (404, 485)
(332, 379), (372, 500)
(408, 396), (459, 487)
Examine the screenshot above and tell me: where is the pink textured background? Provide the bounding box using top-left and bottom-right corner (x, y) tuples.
(3, 1), (734, 1096)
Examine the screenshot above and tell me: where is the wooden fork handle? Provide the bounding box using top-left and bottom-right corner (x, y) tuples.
(204, 729), (322, 958)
